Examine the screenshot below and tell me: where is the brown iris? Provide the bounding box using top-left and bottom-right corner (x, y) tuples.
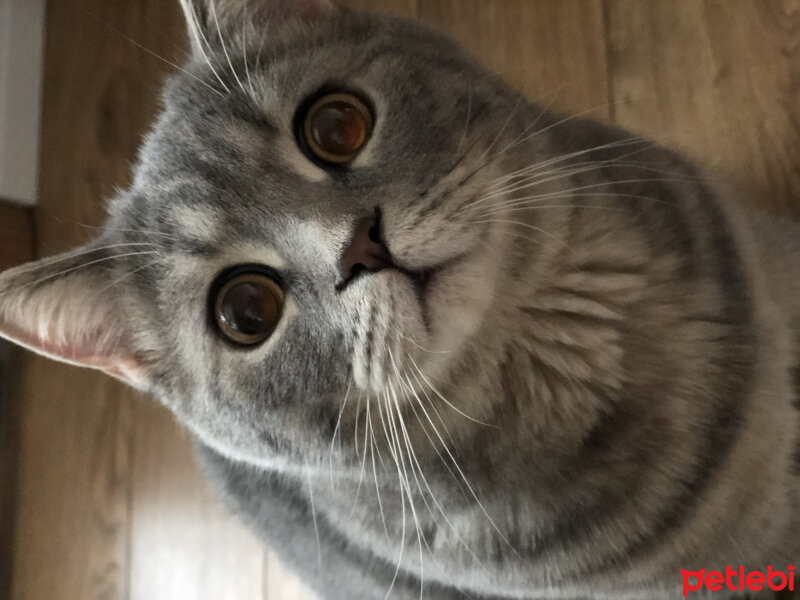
(302, 92), (373, 165)
(213, 272), (284, 347)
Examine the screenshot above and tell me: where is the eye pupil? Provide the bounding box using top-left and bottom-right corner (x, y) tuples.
(220, 282), (276, 335)
(213, 271), (283, 347)
(302, 92), (373, 165)
(310, 101), (368, 156)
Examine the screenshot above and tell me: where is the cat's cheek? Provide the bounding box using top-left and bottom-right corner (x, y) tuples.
(423, 251), (501, 375)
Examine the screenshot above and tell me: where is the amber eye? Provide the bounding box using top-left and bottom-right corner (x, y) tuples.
(212, 270), (284, 347)
(301, 92), (374, 165)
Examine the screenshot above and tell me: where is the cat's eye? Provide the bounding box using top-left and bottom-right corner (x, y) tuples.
(212, 269), (284, 347)
(300, 92), (374, 165)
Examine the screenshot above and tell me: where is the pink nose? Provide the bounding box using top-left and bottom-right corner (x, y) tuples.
(340, 211), (392, 280)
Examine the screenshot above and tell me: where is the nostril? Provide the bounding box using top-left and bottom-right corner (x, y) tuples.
(368, 220), (382, 244)
(368, 226), (381, 244)
(348, 262), (366, 279)
(339, 208), (393, 283)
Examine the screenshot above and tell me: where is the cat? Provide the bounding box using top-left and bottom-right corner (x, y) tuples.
(1, 0), (799, 598)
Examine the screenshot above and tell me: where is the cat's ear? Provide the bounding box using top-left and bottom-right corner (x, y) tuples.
(0, 242), (151, 390)
(179, 0), (336, 57)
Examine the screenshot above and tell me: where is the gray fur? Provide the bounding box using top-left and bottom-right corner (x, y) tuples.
(1, 2), (799, 598)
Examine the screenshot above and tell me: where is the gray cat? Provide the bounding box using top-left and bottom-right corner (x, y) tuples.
(1, 1), (798, 598)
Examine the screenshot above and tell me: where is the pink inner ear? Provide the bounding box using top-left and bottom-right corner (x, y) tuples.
(0, 314), (146, 388)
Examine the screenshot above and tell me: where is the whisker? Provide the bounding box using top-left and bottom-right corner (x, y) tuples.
(253, 31), (267, 79)
(388, 351), (437, 524)
(495, 80), (568, 157)
(472, 155), (664, 211)
(454, 85), (473, 160)
(76, 5), (225, 98)
(0, 250), (159, 295)
(37, 217), (181, 241)
(368, 398), (390, 541)
(478, 174), (696, 213)
(376, 392), (408, 600)
(489, 156), (704, 191)
(484, 138), (656, 191)
(242, 0), (257, 102)
(386, 376), (426, 600)
(412, 371), (519, 557)
(469, 218), (573, 252)
(494, 108), (655, 164)
(353, 391), (363, 461)
(407, 355), (498, 429)
(474, 91), (525, 167)
(405, 363), (461, 462)
(305, 462), (322, 571)
(396, 329), (452, 355)
(329, 381), (352, 493)
(465, 187), (679, 219)
(482, 161), (683, 202)
(83, 226), (179, 240)
(97, 257), (163, 294)
(390, 346), (498, 593)
(352, 393), (369, 509)
(403, 365), (491, 573)
(183, 0), (232, 94)
(209, 0), (248, 99)
(470, 204), (633, 219)
(0, 243), (158, 278)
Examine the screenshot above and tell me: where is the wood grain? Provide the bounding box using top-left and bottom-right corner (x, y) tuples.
(0, 202), (34, 600)
(606, 0), (800, 215)
(0, 204), (35, 271)
(342, 0), (417, 16)
(12, 364), (133, 600)
(129, 402), (264, 600)
(419, 0), (610, 119)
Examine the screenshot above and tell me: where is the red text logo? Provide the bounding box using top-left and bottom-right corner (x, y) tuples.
(681, 565), (795, 596)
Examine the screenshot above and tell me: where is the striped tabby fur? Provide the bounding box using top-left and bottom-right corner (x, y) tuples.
(1, 1), (799, 598)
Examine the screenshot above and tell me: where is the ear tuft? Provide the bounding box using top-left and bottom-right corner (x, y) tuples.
(0, 244), (150, 389)
(179, 0), (336, 58)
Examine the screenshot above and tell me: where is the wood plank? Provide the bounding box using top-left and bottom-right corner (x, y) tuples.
(418, 0), (610, 119)
(0, 204), (35, 270)
(605, 0), (800, 215)
(264, 554), (320, 600)
(0, 342), (20, 600)
(129, 402), (264, 600)
(0, 203), (34, 600)
(12, 363), (133, 600)
(342, 0), (417, 16)
(11, 2), (264, 600)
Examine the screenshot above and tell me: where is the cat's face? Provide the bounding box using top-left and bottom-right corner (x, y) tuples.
(0, 0), (530, 469)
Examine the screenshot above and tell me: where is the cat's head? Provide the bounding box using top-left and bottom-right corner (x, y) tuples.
(0, 0), (537, 469)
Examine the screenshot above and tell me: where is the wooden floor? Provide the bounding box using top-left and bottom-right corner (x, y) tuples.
(4, 1), (800, 599)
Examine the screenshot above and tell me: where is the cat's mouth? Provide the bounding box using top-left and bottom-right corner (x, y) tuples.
(338, 207), (450, 278)
(336, 207), (440, 294)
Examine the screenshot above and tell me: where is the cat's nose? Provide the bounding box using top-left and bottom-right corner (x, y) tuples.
(340, 209), (392, 280)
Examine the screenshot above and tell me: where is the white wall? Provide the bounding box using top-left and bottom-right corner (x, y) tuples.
(0, 0), (46, 205)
